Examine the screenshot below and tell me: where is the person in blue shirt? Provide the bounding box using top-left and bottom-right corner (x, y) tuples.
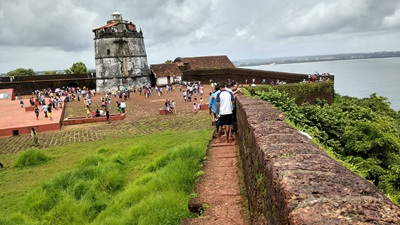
(208, 84), (220, 132)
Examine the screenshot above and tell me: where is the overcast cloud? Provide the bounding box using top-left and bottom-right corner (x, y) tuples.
(0, 0), (399, 74)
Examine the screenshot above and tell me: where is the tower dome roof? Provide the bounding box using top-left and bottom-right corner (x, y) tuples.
(112, 10), (121, 16)
(112, 10), (122, 21)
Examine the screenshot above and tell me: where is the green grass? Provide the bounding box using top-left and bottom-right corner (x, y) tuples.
(0, 129), (212, 225)
(14, 150), (51, 168)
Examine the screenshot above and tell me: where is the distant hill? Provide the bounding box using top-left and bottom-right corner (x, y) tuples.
(233, 51), (400, 67)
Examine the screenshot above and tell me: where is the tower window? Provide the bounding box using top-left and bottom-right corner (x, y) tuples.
(107, 49), (111, 55)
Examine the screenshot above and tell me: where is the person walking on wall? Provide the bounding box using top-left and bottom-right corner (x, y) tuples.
(216, 82), (235, 143)
(209, 83), (221, 133)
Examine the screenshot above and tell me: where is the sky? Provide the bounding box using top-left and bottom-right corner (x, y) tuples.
(0, 0), (400, 74)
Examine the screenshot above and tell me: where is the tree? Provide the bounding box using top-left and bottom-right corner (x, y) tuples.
(7, 68), (36, 76)
(63, 69), (72, 75)
(69, 62), (87, 74)
(164, 60), (173, 64)
(43, 71), (57, 75)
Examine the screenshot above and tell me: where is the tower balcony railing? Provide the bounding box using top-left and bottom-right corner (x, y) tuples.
(95, 31), (143, 39)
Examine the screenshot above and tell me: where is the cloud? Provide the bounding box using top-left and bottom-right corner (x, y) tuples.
(383, 6), (400, 29)
(0, 0), (98, 51)
(0, 0), (399, 73)
(279, 0), (400, 37)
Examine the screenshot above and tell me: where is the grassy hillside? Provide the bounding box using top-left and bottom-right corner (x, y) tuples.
(0, 130), (212, 225)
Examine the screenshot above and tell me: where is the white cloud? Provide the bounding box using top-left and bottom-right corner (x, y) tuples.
(0, 0), (399, 73)
(383, 7), (400, 29)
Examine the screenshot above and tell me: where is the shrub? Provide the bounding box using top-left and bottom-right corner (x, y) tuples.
(247, 85), (400, 205)
(14, 150), (50, 168)
(79, 155), (104, 168)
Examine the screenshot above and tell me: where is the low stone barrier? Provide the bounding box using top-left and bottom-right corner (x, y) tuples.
(159, 108), (170, 115)
(236, 95), (400, 224)
(199, 104), (208, 110)
(159, 103), (208, 115)
(25, 106), (35, 111)
(63, 114), (124, 125)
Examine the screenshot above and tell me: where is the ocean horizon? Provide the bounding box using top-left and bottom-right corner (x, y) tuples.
(242, 57), (400, 111)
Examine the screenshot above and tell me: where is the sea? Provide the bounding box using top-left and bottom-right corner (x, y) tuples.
(242, 57), (400, 111)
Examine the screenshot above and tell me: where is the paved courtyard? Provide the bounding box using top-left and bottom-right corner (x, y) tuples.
(0, 86), (214, 154)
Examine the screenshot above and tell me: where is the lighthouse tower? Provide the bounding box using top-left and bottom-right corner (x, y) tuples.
(92, 10), (151, 93)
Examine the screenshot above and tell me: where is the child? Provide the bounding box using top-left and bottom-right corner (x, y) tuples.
(116, 101), (121, 114)
(86, 106), (91, 118)
(193, 103), (197, 112)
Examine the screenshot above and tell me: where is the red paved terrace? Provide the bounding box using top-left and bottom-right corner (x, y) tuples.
(0, 89), (63, 137)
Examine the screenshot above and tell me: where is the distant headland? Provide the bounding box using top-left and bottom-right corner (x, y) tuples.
(233, 51), (400, 67)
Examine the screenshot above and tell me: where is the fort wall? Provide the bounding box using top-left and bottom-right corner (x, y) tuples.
(182, 68), (319, 84)
(0, 75), (96, 96)
(236, 95), (400, 224)
(0, 68), (318, 96)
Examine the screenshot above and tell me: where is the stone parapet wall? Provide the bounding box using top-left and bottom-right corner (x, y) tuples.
(63, 114), (125, 125)
(236, 95), (400, 224)
(182, 68), (321, 84)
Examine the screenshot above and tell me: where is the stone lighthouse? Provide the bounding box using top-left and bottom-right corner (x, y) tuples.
(92, 10), (151, 93)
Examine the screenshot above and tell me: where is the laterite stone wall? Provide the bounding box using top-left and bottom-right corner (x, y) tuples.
(236, 95), (400, 224)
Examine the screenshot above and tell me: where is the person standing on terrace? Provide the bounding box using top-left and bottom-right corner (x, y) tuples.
(171, 100), (176, 113)
(41, 104), (48, 118)
(106, 109), (110, 122)
(86, 106), (92, 118)
(47, 104), (53, 121)
(120, 101), (126, 114)
(34, 105), (39, 120)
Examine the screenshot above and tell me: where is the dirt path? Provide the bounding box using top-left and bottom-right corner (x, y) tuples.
(182, 138), (248, 225)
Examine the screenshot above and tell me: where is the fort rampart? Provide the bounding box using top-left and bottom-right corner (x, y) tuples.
(0, 68), (325, 96)
(0, 74), (95, 96)
(182, 68), (314, 84)
(236, 95), (400, 224)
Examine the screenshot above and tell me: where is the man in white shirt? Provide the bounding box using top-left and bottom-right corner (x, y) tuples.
(120, 101), (126, 113)
(216, 83), (235, 143)
(41, 104), (48, 118)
